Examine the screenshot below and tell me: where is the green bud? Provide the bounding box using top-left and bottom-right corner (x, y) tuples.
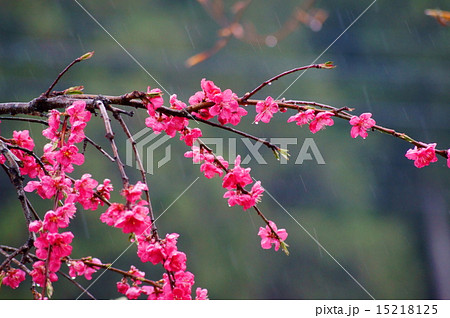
(79, 51), (94, 61)
(319, 61), (336, 69)
(280, 241), (290, 256)
(63, 86), (84, 95)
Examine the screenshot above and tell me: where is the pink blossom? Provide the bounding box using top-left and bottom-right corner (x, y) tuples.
(201, 78), (221, 100)
(180, 128), (202, 146)
(184, 146), (206, 163)
(128, 265), (145, 283)
(74, 174), (98, 209)
(41, 143), (57, 168)
(257, 220), (288, 251)
(117, 280), (130, 295)
(223, 182), (263, 210)
(30, 261), (58, 286)
(42, 201), (76, 232)
(170, 94), (187, 110)
(200, 161), (224, 179)
(97, 179), (113, 201)
(228, 105), (248, 126)
(195, 288), (209, 300)
(34, 232), (50, 259)
(447, 150), (450, 169)
(114, 205), (151, 235)
(162, 271), (195, 300)
(164, 251), (187, 272)
(126, 286), (142, 300)
(13, 130), (35, 150)
(250, 181), (264, 203)
(66, 100), (91, 125)
(43, 210), (70, 232)
(83, 258), (102, 280)
(144, 87), (164, 116)
(222, 156), (252, 190)
(68, 261), (87, 279)
(68, 121), (87, 144)
(164, 233), (180, 256)
(29, 220), (43, 232)
(165, 116), (189, 137)
(47, 231), (74, 259)
(309, 111), (334, 133)
(189, 91), (205, 105)
(210, 89), (241, 125)
(24, 175), (72, 199)
(121, 181), (148, 203)
(42, 110), (61, 141)
(287, 109), (315, 126)
(349, 112), (376, 139)
(100, 203), (126, 226)
(1, 268), (26, 289)
(55, 145), (84, 172)
(173, 271), (195, 299)
(139, 240), (165, 265)
(195, 107), (214, 120)
(145, 114), (168, 133)
(142, 285), (164, 300)
(255, 96), (278, 124)
(405, 143), (438, 168)
(18, 155), (41, 178)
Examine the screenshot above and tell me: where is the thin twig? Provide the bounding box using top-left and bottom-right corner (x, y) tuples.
(79, 259), (162, 289)
(241, 64), (330, 101)
(96, 100), (129, 187)
(42, 52), (94, 98)
(58, 270), (97, 300)
(111, 112), (158, 237)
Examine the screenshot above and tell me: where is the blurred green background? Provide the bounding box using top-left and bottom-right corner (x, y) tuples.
(0, 0), (449, 299)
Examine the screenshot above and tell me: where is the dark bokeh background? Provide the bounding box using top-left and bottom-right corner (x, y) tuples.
(0, 0), (449, 299)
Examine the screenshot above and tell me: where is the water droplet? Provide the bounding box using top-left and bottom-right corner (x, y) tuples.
(268, 82), (272, 86)
(255, 122), (259, 125)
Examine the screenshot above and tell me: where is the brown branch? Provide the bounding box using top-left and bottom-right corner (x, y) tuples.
(57, 270), (96, 300)
(79, 259), (162, 289)
(0, 140), (35, 234)
(0, 91), (448, 159)
(241, 63), (332, 101)
(96, 100), (129, 187)
(0, 246), (32, 275)
(111, 111), (158, 237)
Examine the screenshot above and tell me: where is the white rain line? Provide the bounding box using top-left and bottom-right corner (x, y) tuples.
(277, 0), (378, 99)
(75, 177), (199, 299)
(73, 0), (170, 95)
(263, 187), (376, 300)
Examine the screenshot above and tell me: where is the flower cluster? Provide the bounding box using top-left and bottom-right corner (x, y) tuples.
(288, 110), (335, 133)
(144, 87), (203, 147)
(113, 232), (209, 300)
(185, 144), (286, 251)
(1, 268), (26, 289)
(108, 230), (208, 299)
(68, 258), (102, 280)
(97, 175), (207, 299)
(0, 130), (41, 178)
(193, 79), (248, 125)
(14, 101), (109, 293)
(100, 181), (152, 235)
(222, 156), (265, 210)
